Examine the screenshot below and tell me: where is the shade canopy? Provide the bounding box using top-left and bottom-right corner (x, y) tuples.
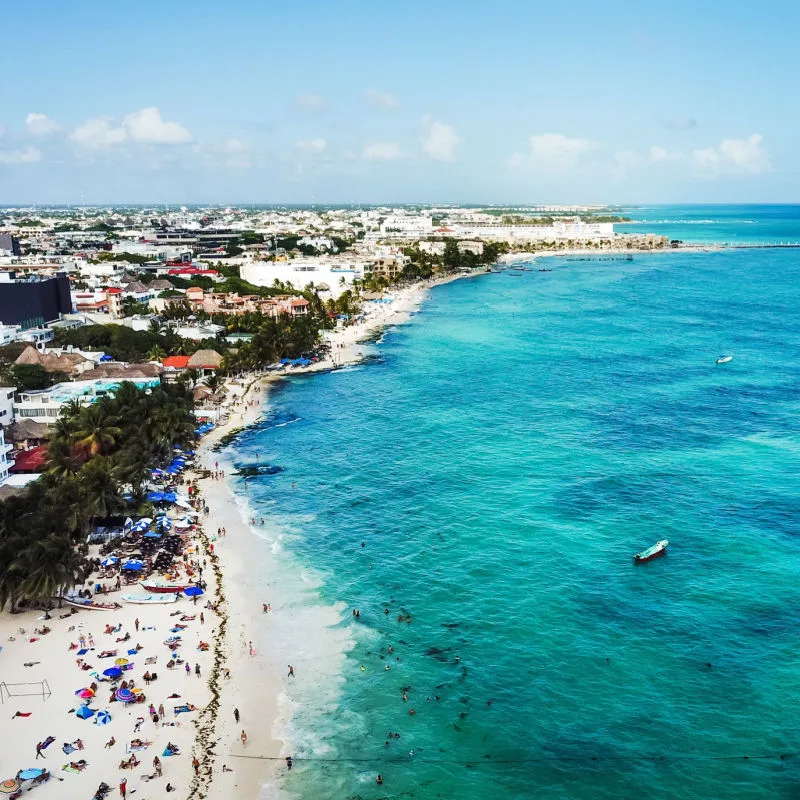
(76, 705), (95, 719)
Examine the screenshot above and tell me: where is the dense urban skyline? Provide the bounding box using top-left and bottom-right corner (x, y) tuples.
(1, 0), (797, 204)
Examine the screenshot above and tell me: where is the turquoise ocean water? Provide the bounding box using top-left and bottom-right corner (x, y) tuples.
(226, 206), (800, 799)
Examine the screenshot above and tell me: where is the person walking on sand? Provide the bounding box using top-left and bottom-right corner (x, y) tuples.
(135, 618), (139, 632)
(240, 730), (247, 746)
(195, 663), (201, 678)
(192, 756), (200, 775)
(288, 665), (295, 677)
(153, 756), (162, 777)
(120, 777), (127, 799)
(234, 708), (240, 724)
(35, 741), (44, 759)
(185, 662), (191, 677)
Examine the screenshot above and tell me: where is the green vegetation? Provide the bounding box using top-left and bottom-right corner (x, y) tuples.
(0, 383), (196, 608)
(13, 219), (45, 227)
(93, 251), (152, 265)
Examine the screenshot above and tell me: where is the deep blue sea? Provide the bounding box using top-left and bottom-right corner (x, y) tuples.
(226, 206), (800, 800)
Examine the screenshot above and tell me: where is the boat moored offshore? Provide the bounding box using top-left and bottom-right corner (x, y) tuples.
(633, 539), (669, 564)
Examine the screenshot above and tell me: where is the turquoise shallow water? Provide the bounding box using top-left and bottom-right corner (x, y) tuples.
(227, 224), (800, 799)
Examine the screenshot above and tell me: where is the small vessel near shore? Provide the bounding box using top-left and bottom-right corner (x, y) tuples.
(61, 593), (121, 611)
(633, 539), (669, 564)
(716, 355), (733, 364)
(122, 593), (179, 605)
(140, 579), (195, 594)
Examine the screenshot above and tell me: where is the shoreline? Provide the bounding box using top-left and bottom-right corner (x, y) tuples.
(192, 271), (474, 798)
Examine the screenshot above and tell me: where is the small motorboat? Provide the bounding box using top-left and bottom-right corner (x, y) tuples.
(716, 355), (733, 364)
(633, 539), (669, 564)
(61, 594), (121, 611)
(140, 579), (194, 594)
(122, 593), (179, 605)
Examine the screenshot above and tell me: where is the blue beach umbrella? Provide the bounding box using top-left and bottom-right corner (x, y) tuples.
(103, 667), (122, 679)
(94, 710), (112, 726)
(76, 705), (95, 720)
(100, 556), (119, 567)
(18, 770), (44, 781)
(122, 560), (144, 572)
(115, 688), (135, 703)
(184, 586), (204, 597)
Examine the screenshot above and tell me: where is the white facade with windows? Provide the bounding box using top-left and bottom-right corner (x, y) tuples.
(0, 387), (15, 426)
(0, 427), (12, 485)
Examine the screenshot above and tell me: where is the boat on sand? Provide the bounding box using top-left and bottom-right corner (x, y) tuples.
(122, 593), (179, 604)
(633, 539), (669, 564)
(61, 593), (121, 611)
(140, 579), (195, 594)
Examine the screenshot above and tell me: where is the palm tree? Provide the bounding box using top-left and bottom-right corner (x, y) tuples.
(146, 345), (167, 361)
(79, 457), (125, 518)
(72, 404), (122, 458)
(203, 371), (225, 394)
(184, 368), (201, 389)
(15, 533), (82, 604)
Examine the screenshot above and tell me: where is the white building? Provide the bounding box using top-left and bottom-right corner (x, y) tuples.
(241, 258), (364, 298)
(0, 386), (15, 427)
(15, 378), (161, 423)
(442, 221), (614, 241)
(379, 215), (433, 238)
(0, 427), (12, 485)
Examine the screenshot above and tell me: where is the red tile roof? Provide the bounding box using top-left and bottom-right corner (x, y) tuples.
(10, 445), (48, 473)
(162, 356), (191, 369)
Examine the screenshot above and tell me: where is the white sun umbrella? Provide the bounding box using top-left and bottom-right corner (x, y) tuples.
(172, 519), (191, 529)
(176, 499), (193, 510)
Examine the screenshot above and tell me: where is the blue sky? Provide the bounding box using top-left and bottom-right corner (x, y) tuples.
(0, 0), (797, 204)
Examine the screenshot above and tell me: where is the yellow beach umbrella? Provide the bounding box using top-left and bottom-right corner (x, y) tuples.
(115, 658), (129, 666)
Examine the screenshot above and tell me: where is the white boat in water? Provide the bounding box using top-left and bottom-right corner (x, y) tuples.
(716, 355), (733, 364)
(122, 593), (179, 605)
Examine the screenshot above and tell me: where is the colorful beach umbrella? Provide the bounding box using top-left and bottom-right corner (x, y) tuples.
(184, 586), (204, 597)
(0, 779), (21, 793)
(115, 688), (135, 703)
(114, 657), (129, 666)
(95, 710), (112, 726)
(76, 705), (95, 719)
(18, 769), (44, 781)
(102, 667), (122, 679)
(76, 688), (94, 699)
(100, 556), (119, 567)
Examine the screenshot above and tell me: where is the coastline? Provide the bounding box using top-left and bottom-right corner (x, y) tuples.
(194, 273), (469, 798)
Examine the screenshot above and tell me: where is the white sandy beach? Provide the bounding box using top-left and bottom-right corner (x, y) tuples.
(0, 275), (462, 800)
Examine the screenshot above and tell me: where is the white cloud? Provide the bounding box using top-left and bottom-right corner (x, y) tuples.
(122, 107), (192, 144)
(511, 133), (599, 172)
(363, 89), (399, 110)
(296, 138), (327, 153)
(25, 113), (61, 137)
(294, 94), (327, 113)
(363, 142), (401, 161)
(420, 117), (459, 162)
(69, 117), (127, 148)
(69, 108), (191, 149)
(649, 145), (681, 164)
(692, 133), (771, 176)
(0, 146), (42, 165)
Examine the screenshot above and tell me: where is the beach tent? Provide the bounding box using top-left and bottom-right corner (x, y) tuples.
(76, 705), (95, 720)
